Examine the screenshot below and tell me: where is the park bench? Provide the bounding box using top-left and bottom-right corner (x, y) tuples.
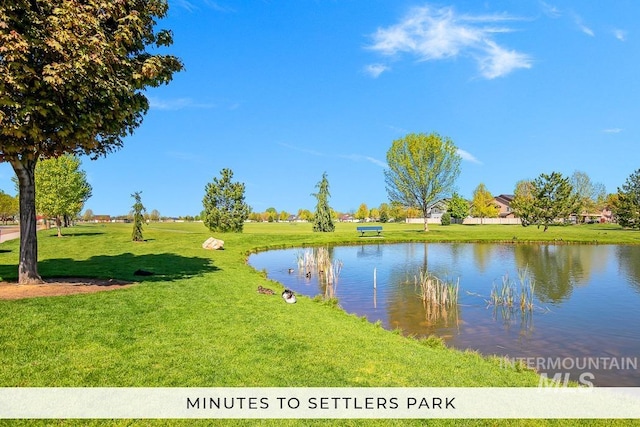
(357, 225), (383, 237)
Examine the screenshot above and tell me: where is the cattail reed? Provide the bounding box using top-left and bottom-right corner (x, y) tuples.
(490, 269), (535, 312)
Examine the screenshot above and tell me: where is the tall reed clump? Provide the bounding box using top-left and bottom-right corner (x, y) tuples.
(489, 269), (535, 312)
(415, 270), (459, 308)
(414, 270), (460, 325)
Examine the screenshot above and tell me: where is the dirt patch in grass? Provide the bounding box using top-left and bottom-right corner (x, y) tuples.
(0, 278), (133, 300)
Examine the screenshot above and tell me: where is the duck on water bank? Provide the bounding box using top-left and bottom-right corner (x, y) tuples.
(282, 289), (296, 304)
(257, 285), (275, 295)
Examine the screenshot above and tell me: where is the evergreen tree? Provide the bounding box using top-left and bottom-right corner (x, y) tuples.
(531, 172), (579, 231)
(202, 168), (251, 233)
(312, 172), (335, 232)
(131, 192), (146, 242)
(379, 203), (390, 223)
(615, 169), (640, 229)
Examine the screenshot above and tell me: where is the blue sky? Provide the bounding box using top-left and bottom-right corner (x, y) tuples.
(2, 0), (639, 217)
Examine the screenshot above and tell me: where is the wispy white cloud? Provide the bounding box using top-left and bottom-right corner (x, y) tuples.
(457, 148), (482, 164)
(172, 0), (234, 13)
(340, 154), (388, 168)
(613, 29), (627, 41)
(540, 1), (561, 19)
(603, 128), (623, 134)
(279, 143), (387, 168)
(278, 142), (326, 158)
(572, 13), (594, 36)
(363, 63), (390, 78)
(148, 97), (217, 111)
(172, 0), (198, 12)
(387, 125), (408, 135)
(202, 0), (236, 13)
(366, 5), (532, 79)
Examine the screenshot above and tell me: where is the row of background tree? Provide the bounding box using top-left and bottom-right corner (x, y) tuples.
(4, 158), (635, 231)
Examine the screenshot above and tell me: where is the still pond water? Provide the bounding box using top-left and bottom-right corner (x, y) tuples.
(249, 243), (640, 386)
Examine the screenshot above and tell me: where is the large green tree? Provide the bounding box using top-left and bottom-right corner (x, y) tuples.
(202, 169), (251, 233)
(470, 183), (499, 224)
(0, 0), (182, 283)
(531, 172), (579, 231)
(35, 155), (92, 237)
(447, 192), (469, 223)
(312, 172), (335, 232)
(615, 169), (640, 229)
(384, 132), (461, 231)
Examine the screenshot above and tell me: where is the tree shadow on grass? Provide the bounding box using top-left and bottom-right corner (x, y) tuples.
(0, 252), (219, 282)
(44, 232), (106, 238)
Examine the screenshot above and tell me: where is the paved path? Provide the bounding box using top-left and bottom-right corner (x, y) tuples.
(0, 226), (48, 244)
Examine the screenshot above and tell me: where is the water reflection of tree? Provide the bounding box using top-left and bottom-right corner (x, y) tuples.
(616, 246), (640, 294)
(512, 244), (606, 303)
(513, 245), (575, 303)
(473, 243), (496, 273)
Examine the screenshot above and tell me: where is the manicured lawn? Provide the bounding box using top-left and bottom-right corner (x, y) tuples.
(0, 221), (638, 426)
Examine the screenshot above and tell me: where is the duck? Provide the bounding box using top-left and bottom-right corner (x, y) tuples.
(288, 268), (294, 274)
(257, 285), (275, 295)
(305, 271), (311, 279)
(282, 289), (297, 304)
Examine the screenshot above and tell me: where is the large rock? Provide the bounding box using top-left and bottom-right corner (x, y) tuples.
(202, 237), (224, 250)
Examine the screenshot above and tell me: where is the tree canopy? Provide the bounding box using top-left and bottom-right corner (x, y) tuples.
(384, 132), (461, 231)
(511, 180), (536, 227)
(312, 172), (335, 232)
(447, 192), (470, 222)
(470, 184), (499, 223)
(202, 168), (251, 233)
(532, 172), (579, 231)
(615, 169), (640, 229)
(355, 203), (369, 222)
(570, 170), (606, 221)
(0, 0), (183, 283)
(0, 191), (19, 223)
(35, 155), (92, 236)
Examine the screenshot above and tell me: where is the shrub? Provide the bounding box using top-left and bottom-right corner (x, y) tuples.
(441, 212), (451, 226)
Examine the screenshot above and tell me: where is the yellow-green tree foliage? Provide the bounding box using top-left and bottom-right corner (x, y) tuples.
(35, 155), (92, 236)
(471, 183), (499, 223)
(384, 132), (461, 231)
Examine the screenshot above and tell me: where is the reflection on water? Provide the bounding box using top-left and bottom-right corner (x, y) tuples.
(249, 243), (640, 386)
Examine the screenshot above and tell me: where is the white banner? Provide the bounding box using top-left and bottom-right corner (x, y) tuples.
(0, 387), (639, 419)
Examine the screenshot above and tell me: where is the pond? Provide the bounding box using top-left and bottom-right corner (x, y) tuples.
(249, 243), (640, 386)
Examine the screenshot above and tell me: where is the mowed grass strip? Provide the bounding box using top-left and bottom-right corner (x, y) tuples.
(0, 222), (639, 426)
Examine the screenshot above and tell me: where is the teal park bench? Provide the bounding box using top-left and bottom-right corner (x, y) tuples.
(357, 225), (383, 236)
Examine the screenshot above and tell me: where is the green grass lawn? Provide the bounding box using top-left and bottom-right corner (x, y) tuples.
(0, 221), (638, 426)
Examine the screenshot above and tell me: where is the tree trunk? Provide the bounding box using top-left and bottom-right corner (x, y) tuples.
(422, 208), (429, 232)
(10, 158), (43, 284)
